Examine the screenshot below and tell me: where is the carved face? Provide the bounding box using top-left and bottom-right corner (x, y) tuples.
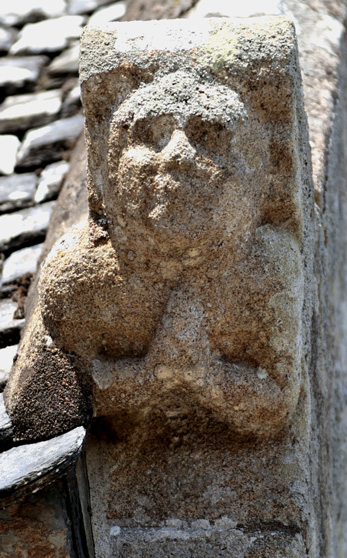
(105, 71), (259, 258)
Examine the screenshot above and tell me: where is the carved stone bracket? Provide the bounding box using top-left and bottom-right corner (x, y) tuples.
(4, 18), (314, 442)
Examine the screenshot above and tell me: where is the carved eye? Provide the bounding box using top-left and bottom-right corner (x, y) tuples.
(185, 117), (231, 163)
(133, 115), (175, 152)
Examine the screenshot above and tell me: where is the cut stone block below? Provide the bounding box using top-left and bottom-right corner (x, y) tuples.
(109, 525), (306, 557)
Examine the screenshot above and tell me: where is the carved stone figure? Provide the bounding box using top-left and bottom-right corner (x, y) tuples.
(5, 18), (312, 443)
(3, 16), (317, 557)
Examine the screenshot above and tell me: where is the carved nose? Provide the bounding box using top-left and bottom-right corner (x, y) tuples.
(161, 130), (196, 166)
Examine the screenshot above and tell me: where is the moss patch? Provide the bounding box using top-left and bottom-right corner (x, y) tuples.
(199, 23), (239, 71)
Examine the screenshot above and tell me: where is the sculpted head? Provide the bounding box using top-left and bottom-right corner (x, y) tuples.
(104, 70), (265, 262)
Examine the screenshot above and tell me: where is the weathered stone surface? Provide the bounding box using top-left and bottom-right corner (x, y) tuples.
(0, 89), (62, 134)
(35, 161), (69, 203)
(0, 135), (20, 176)
(0, 201), (55, 254)
(0, 345), (18, 390)
(10, 15), (84, 55)
(0, 173), (37, 213)
(88, 2), (126, 25)
(0, 56), (48, 95)
(48, 42), (80, 75)
(0, 0), (66, 27)
(0, 299), (24, 346)
(16, 113), (84, 168)
(2, 243), (43, 284)
(0, 426), (86, 499)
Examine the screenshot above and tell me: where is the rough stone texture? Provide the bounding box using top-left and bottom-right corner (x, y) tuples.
(1, 2), (347, 556)
(0, 426), (90, 558)
(109, 525), (307, 557)
(0, 485), (73, 557)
